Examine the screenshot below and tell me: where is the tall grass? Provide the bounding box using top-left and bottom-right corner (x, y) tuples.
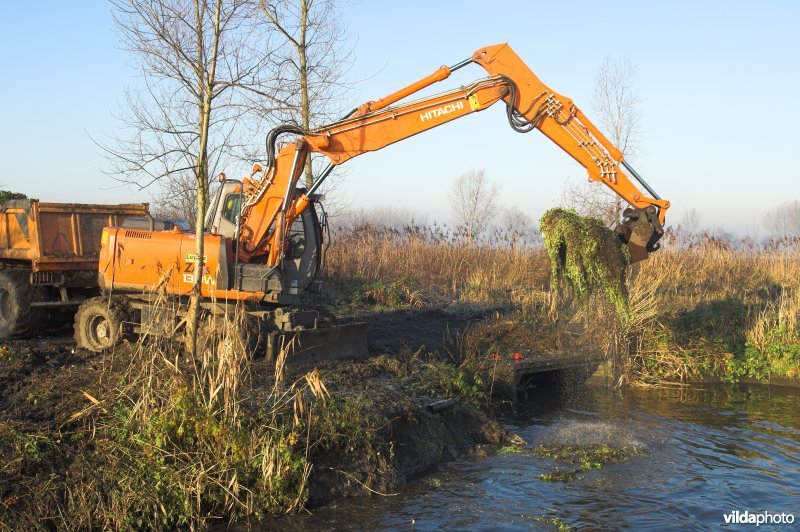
(87, 300), (333, 528)
(323, 222), (800, 384)
(324, 221), (550, 303)
(1, 299), (329, 529)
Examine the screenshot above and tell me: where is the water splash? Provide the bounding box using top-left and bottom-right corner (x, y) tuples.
(540, 419), (646, 451)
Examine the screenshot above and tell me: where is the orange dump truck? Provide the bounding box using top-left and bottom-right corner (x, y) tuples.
(0, 199), (151, 337)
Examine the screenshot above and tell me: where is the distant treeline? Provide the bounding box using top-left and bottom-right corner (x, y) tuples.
(0, 190), (27, 203)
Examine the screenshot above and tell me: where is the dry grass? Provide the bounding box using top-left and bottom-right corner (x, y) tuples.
(620, 243), (800, 384)
(324, 222), (800, 384)
(0, 300), (331, 530)
(324, 222), (550, 305)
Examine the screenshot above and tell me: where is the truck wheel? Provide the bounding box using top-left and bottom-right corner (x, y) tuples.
(74, 297), (132, 352)
(0, 270), (43, 338)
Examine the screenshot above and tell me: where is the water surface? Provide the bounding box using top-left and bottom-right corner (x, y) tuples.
(280, 381), (800, 530)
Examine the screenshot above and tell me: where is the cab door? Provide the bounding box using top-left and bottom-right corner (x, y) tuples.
(207, 180), (243, 240)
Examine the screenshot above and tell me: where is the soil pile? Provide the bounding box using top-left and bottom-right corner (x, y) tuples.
(0, 316), (507, 528)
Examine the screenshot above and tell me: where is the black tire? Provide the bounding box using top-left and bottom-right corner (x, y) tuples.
(0, 270), (44, 338)
(74, 296), (132, 352)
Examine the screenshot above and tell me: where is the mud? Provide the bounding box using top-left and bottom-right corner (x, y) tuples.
(338, 303), (505, 355)
(0, 336), (132, 429)
(0, 304), (510, 520)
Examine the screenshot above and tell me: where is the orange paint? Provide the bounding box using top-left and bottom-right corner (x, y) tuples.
(102, 43), (669, 302)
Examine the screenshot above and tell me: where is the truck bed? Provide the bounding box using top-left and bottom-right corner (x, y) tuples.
(0, 200), (149, 272)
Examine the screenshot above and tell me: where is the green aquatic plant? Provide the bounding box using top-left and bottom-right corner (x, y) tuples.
(539, 208), (630, 316)
(530, 516), (572, 531)
(533, 443), (645, 482)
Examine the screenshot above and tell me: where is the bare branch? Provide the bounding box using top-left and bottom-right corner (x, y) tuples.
(764, 200), (800, 238)
(257, 0), (354, 188)
(564, 56), (643, 226)
(449, 168), (501, 245)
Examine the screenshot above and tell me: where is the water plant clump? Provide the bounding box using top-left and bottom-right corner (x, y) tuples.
(533, 443), (646, 482)
(539, 208), (630, 316)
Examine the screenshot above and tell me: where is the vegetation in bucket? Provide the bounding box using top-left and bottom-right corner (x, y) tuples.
(539, 208), (630, 316)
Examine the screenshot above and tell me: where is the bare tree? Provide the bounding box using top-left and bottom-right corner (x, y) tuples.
(450, 168), (500, 245)
(563, 56), (642, 226)
(596, 56), (642, 225)
(595, 57), (641, 157)
(669, 207), (701, 248)
(149, 173), (210, 227)
(500, 206), (539, 249)
(259, 0), (352, 188)
(681, 207), (700, 233)
(560, 177), (623, 225)
(764, 200), (800, 238)
(107, 0), (273, 354)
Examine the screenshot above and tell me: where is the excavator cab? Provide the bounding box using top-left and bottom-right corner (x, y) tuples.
(206, 175), (325, 301)
(206, 179), (243, 240)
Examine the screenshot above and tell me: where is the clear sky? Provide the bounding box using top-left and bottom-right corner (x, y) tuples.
(1, 1), (799, 235)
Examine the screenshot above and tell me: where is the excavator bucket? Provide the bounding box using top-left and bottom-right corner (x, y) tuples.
(615, 206), (665, 264)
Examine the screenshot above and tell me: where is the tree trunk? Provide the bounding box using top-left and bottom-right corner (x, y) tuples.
(185, 168), (208, 356)
(299, 0), (312, 188)
(186, 0), (221, 356)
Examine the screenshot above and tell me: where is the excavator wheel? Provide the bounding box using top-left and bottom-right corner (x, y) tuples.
(74, 296), (133, 352)
(0, 269), (44, 339)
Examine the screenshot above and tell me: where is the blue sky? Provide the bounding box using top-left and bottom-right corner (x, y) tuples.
(1, 1), (799, 235)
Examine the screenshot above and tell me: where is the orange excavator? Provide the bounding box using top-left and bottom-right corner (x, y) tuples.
(76, 43), (670, 356)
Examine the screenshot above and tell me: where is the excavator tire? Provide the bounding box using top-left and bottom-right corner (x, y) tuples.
(0, 269), (44, 339)
(74, 296), (133, 352)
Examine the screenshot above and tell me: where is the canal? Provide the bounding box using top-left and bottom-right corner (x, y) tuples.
(281, 380), (800, 530)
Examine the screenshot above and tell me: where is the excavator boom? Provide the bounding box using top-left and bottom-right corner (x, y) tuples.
(240, 43), (669, 266)
(83, 42), (672, 357)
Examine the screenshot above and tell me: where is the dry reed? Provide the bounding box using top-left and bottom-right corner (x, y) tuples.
(324, 221), (800, 384)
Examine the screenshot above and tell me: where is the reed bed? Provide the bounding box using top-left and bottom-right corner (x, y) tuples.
(324, 221), (550, 303)
(324, 222), (800, 384)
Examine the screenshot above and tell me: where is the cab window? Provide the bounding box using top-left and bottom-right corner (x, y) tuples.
(205, 186), (223, 229)
(221, 193), (242, 224)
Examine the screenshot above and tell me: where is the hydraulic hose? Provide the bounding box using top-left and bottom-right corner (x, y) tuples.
(264, 124), (306, 169)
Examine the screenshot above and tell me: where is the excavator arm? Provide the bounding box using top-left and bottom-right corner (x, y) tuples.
(239, 43), (670, 266)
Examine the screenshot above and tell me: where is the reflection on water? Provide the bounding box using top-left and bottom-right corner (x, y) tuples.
(277, 381), (800, 530)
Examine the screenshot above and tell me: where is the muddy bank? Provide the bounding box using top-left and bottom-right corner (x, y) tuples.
(0, 305), (512, 528)
(0, 337), (131, 428)
(290, 355), (507, 506)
